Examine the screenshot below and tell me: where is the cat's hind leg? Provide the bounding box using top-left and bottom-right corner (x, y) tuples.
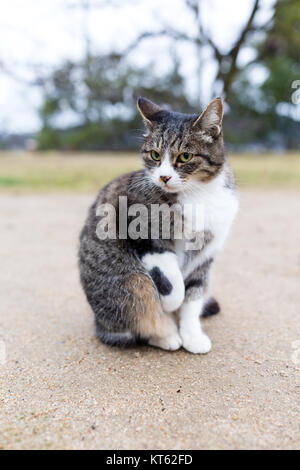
(201, 297), (220, 318)
(126, 272), (182, 351)
(148, 324), (182, 351)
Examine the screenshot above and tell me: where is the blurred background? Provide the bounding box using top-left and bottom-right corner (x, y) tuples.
(2, 2), (300, 453)
(0, 0), (299, 190)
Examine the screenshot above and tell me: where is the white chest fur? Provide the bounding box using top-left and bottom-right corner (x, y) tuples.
(176, 171), (239, 278)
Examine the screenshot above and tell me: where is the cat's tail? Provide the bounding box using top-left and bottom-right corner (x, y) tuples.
(96, 324), (147, 348)
(201, 297), (220, 318)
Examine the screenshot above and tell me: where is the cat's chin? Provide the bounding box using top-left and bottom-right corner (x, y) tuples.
(162, 186), (181, 194)
(163, 186), (180, 193)
(155, 183), (182, 194)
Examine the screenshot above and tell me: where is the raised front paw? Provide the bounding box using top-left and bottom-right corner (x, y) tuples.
(180, 330), (212, 354)
(149, 265), (184, 312)
(160, 286), (185, 313)
(142, 252), (185, 313)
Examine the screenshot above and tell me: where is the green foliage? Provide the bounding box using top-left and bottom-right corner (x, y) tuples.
(226, 0), (300, 148)
(258, 0), (300, 110)
(261, 0), (300, 61)
(36, 126), (61, 150)
(36, 54), (192, 150)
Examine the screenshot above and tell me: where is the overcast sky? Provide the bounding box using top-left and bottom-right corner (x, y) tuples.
(0, 0), (276, 133)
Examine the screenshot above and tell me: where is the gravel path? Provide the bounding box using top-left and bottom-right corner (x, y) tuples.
(0, 190), (299, 450)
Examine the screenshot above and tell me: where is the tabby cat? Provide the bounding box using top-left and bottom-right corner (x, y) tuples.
(78, 97), (238, 353)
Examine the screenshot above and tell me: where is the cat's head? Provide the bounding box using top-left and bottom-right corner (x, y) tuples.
(138, 97), (225, 193)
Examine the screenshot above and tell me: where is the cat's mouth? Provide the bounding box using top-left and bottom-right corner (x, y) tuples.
(159, 182), (181, 193)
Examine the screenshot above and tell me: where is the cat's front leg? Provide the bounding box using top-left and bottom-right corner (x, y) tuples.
(179, 260), (213, 354)
(179, 298), (211, 354)
(141, 251), (185, 313)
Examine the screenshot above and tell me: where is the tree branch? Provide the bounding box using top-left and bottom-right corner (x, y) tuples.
(184, 0), (199, 19)
(223, 0), (261, 95)
(122, 0), (264, 100)
(124, 28), (201, 55)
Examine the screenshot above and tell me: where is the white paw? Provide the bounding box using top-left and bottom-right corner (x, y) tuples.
(180, 331), (212, 354)
(149, 333), (182, 351)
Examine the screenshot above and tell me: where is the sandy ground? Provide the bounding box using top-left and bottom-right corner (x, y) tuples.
(0, 189), (299, 450)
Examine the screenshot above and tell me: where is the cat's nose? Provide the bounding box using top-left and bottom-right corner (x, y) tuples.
(160, 175), (172, 184)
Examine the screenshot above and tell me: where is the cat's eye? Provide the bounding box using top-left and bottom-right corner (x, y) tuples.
(178, 152), (193, 163)
(150, 150), (161, 161)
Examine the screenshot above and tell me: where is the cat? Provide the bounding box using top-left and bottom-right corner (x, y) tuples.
(78, 97), (239, 354)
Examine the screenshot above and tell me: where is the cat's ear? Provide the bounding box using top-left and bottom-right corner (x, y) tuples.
(192, 98), (224, 137)
(137, 97), (162, 126)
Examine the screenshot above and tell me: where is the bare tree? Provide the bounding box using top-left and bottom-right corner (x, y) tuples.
(125, 0), (272, 103)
